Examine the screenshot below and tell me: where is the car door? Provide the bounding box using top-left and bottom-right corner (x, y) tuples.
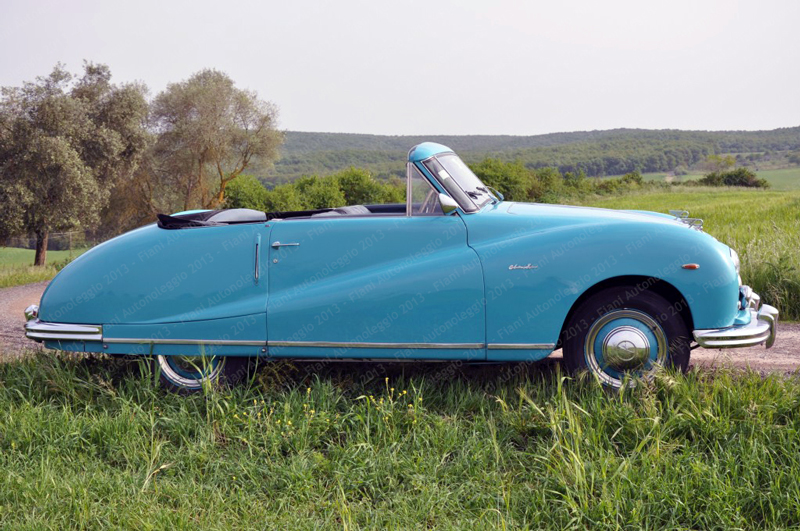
(266, 175), (486, 360)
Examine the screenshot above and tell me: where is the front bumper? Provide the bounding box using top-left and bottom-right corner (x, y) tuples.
(693, 291), (778, 349)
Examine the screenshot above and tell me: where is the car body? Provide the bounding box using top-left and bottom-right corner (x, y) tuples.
(25, 142), (779, 389)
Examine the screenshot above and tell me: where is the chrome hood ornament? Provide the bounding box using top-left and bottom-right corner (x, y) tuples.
(670, 209), (703, 231)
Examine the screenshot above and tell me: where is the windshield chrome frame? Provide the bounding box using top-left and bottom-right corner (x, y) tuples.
(419, 153), (492, 213)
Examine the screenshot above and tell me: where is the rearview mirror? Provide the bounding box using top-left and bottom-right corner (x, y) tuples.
(438, 193), (459, 215)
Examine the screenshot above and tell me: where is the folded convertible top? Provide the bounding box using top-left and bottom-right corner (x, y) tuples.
(157, 209), (267, 229)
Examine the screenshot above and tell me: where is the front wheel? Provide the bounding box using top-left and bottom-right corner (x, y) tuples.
(155, 355), (252, 392)
(562, 287), (690, 388)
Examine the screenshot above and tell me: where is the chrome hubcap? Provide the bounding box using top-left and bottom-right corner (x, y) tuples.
(603, 326), (651, 371)
(585, 309), (667, 387)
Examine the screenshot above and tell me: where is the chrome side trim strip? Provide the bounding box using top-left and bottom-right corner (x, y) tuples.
(268, 341), (484, 349)
(104, 338), (265, 346)
(488, 343), (555, 350)
(25, 320), (102, 342)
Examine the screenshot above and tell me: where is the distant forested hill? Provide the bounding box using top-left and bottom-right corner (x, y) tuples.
(265, 127), (800, 183)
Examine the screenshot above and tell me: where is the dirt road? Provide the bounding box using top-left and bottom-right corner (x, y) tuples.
(2, 282), (798, 371)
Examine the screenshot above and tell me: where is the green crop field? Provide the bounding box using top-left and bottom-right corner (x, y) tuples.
(0, 247), (88, 266)
(754, 167), (800, 190)
(0, 247), (89, 289)
(607, 167), (800, 189)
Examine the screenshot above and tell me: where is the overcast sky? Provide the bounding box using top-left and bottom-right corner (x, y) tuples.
(1, 0), (798, 135)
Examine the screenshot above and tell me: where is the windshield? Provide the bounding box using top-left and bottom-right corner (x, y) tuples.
(422, 153), (494, 211)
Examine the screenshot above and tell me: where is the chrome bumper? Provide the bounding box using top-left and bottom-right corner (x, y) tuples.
(24, 306), (103, 342)
(693, 304), (778, 349)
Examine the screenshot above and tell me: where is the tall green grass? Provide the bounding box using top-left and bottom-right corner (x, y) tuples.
(1, 353), (799, 529)
(582, 188), (800, 320)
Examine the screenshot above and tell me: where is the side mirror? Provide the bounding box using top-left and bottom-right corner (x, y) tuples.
(438, 193), (459, 215)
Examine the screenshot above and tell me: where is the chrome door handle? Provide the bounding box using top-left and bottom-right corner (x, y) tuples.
(271, 241), (300, 248)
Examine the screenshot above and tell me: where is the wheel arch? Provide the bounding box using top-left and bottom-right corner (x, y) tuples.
(556, 275), (694, 348)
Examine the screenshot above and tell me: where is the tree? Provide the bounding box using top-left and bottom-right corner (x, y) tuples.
(703, 154), (736, 173)
(224, 174), (269, 210)
(146, 69), (282, 212)
(303, 177), (346, 210)
(699, 167), (769, 188)
(0, 63), (148, 265)
(469, 158), (529, 201)
(334, 167), (387, 205)
(264, 184), (305, 212)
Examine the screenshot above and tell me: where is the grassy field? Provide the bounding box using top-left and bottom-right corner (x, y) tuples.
(1, 353), (800, 529)
(605, 166), (800, 188)
(754, 167), (800, 190)
(581, 187), (800, 320)
(0, 247), (88, 289)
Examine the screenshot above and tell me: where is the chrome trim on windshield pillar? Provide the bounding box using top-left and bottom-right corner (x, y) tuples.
(405, 162), (413, 217)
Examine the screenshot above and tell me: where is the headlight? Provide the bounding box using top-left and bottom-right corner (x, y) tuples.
(730, 248), (740, 273)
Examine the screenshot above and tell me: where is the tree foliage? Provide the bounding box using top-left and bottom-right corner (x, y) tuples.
(142, 69), (282, 214)
(0, 63), (148, 264)
(224, 167), (404, 212)
(223, 174), (269, 210)
(697, 167), (770, 188)
(270, 128), (800, 183)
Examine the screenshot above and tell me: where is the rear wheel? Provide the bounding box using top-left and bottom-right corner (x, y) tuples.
(562, 287), (690, 388)
(155, 355), (251, 392)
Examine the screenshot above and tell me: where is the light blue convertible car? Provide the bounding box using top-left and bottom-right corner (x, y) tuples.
(25, 143), (778, 390)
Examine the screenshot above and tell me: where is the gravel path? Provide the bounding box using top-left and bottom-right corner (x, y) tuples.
(0, 281), (49, 359)
(1, 281), (798, 372)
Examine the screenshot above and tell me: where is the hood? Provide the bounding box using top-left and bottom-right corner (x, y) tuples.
(502, 201), (690, 229)
(465, 201), (727, 256)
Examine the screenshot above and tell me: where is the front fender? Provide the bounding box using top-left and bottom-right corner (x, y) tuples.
(463, 208), (738, 352)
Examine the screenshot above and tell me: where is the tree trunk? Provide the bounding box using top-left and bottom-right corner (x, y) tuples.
(34, 230), (48, 266)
